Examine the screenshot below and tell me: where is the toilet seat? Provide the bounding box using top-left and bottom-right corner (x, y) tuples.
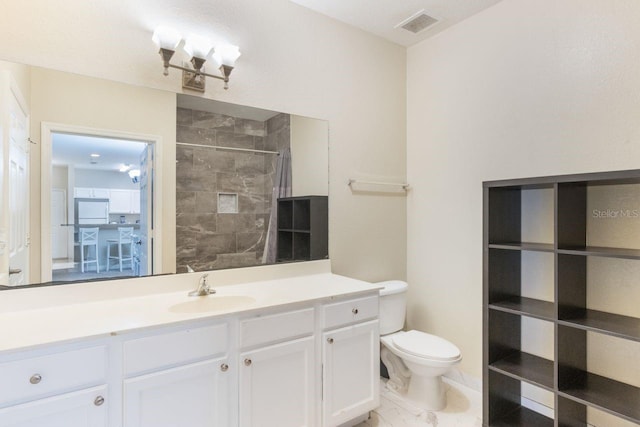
(392, 330), (460, 362)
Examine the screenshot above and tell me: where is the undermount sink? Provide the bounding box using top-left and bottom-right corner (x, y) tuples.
(169, 295), (256, 314)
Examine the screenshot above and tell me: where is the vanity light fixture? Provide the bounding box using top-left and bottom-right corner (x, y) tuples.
(119, 164), (132, 173)
(152, 26), (241, 91)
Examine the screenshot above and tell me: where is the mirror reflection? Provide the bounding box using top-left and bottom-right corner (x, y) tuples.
(0, 60), (328, 289)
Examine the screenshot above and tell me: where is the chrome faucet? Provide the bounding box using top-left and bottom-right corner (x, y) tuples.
(189, 273), (216, 297)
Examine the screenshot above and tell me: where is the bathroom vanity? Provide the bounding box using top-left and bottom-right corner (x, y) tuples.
(0, 263), (380, 427)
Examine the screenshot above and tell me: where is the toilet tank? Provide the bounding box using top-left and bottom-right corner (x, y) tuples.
(377, 280), (408, 335)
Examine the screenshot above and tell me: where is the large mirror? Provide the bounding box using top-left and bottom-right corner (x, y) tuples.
(0, 60), (328, 289)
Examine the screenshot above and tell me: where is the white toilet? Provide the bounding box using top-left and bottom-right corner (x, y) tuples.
(378, 280), (462, 411)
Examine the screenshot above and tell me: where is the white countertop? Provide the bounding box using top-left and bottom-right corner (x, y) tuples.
(0, 270), (380, 354)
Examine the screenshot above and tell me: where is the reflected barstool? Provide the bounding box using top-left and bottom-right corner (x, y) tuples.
(79, 227), (100, 273)
(106, 227), (134, 272)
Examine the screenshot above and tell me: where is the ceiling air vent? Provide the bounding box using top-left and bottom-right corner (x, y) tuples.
(396, 10), (439, 34)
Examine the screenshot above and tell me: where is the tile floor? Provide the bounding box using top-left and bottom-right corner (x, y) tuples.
(356, 378), (483, 427)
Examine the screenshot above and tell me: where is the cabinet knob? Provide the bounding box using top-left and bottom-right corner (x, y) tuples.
(327, 338), (334, 344)
(352, 308), (359, 315)
(244, 358), (252, 366)
(94, 396), (105, 406)
(220, 363), (229, 372)
(29, 374), (42, 384)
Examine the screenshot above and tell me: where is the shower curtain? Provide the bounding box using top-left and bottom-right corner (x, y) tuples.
(262, 147), (292, 264)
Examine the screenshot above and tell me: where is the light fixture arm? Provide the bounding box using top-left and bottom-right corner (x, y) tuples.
(157, 48), (234, 89)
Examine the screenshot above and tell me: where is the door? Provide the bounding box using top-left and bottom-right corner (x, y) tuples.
(123, 358), (231, 427)
(137, 144), (153, 276)
(51, 189), (67, 259)
(239, 336), (315, 427)
(0, 386), (107, 427)
(8, 90), (29, 286)
(322, 320), (380, 427)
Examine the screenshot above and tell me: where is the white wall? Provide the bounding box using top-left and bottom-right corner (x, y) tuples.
(291, 115), (329, 197)
(407, 0), (640, 382)
(0, 0), (407, 284)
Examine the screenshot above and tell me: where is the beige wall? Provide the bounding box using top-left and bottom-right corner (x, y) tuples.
(407, 0), (640, 387)
(291, 115), (329, 197)
(0, 0), (407, 284)
(29, 67), (176, 282)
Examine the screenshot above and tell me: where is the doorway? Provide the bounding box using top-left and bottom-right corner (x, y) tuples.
(40, 124), (161, 284)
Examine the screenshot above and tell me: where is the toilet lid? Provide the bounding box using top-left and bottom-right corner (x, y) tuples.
(392, 330), (460, 361)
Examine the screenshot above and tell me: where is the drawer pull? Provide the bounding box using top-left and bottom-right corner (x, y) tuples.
(244, 358), (252, 366)
(29, 374), (42, 385)
(220, 363), (229, 372)
(94, 396), (105, 406)
(327, 338), (334, 344)
(352, 308), (359, 314)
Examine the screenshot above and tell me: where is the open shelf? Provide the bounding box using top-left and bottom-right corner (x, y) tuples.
(558, 309), (640, 342)
(489, 406), (554, 427)
(489, 297), (555, 322)
(488, 242), (555, 252)
(489, 351), (554, 390)
(557, 245), (640, 260)
(559, 372), (640, 425)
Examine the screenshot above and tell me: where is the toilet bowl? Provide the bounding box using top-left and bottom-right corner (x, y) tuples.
(377, 281), (462, 411)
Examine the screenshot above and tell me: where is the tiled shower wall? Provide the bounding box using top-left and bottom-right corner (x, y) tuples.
(175, 107), (290, 272)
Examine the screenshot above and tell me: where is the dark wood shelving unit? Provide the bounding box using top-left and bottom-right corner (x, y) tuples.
(276, 196), (328, 263)
(484, 169), (640, 426)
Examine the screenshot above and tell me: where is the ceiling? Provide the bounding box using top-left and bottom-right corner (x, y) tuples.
(289, 0), (503, 47)
(52, 133), (147, 172)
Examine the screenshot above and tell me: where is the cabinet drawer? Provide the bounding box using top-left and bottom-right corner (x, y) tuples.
(124, 323), (228, 377)
(241, 308), (314, 349)
(0, 346), (107, 406)
(322, 295), (378, 330)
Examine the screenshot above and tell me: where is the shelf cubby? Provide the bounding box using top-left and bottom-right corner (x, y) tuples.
(488, 310), (554, 391)
(486, 370), (554, 427)
(558, 325), (640, 425)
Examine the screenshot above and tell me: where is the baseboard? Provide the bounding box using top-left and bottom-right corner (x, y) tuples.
(443, 368), (481, 392)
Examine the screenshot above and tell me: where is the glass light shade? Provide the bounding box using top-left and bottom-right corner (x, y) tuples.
(184, 34), (213, 59)
(152, 26), (182, 50)
(128, 169), (141, 179)
(212, 45), (241, 67)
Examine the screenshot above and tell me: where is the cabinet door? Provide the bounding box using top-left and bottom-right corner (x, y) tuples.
(0, 386), (107, 427)
(123, 358), (231, 427)
(92, 188), (110, 199)
(239, 336), (315, 427)
(74, 187), (93, 198)
(108, 189), (131, 213)
(322, 320), (379, 427)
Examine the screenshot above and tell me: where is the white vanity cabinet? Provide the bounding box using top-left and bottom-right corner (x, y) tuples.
(0, 343), (109, 427)
(238, 308), (316, 427)
(321, 295), (380, 427)
(122, 322), (233, 427)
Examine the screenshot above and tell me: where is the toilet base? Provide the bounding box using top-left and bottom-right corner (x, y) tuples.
(406, 374), (446, 411)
